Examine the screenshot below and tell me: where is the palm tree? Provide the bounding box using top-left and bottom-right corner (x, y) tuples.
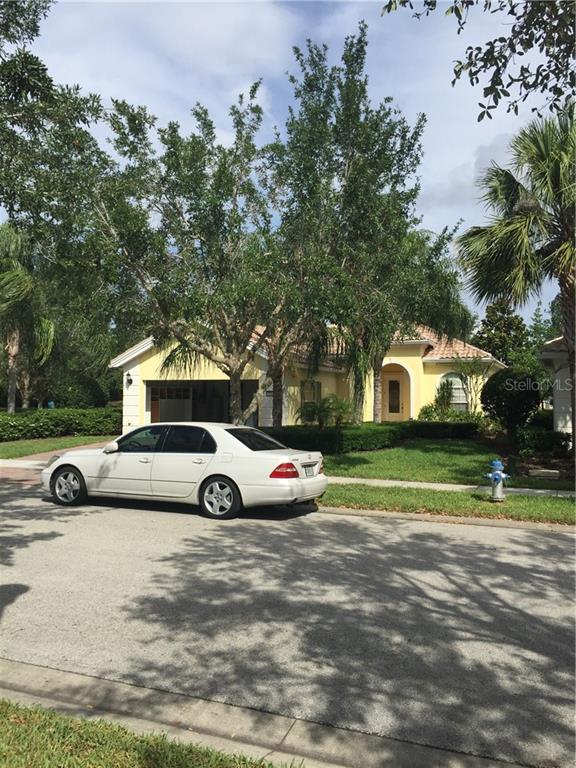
(0, 224), (54, 412)
(458, 108), (575, 443)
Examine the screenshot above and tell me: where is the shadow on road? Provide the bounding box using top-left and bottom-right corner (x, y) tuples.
(3, 482), (574, 766)
(98, 516), (573, 766)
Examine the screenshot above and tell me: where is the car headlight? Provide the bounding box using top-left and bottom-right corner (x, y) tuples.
(45, 455), (61, 468)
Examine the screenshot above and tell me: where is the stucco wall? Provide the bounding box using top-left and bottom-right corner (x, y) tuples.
(553, 367), (572, 434)
(117, 339), (498, 431)
(284, 367), (349, 425)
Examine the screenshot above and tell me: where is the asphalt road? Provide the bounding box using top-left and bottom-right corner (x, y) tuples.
(1, 480), (574, 767)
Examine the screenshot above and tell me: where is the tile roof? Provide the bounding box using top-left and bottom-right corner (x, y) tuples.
(541, 336), (567, 353)
(394, 325), (497, 361)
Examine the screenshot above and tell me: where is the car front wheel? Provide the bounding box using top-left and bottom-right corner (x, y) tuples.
(52, 466), (87, 506)
(199, 476), (241, 520)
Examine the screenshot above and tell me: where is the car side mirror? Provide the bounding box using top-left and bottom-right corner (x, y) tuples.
(103, 441), (119, 454)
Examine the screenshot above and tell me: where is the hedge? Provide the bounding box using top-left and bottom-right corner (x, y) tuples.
(403, 420), (479, 440)
(263, 423), (405, 454)
(0, 407), (122, 443)
(517, 426), (572, 459)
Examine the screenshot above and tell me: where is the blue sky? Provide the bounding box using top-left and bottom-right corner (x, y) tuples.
(33, 1), (558, 323)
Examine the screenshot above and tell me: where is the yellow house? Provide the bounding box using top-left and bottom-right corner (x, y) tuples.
(110, 327), (501, 431)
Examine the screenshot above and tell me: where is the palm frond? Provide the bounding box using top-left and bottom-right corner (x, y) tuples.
(0, 223), (26, 264)
(458, 214), (547, 305)
(0, 262), (34, 314)
(159, 337), (203, 377)
(33, 317), (55, 365)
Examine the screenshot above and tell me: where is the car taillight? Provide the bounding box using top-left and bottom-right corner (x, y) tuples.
(270, 462), (299, 479)
(319, 459), (324, 474)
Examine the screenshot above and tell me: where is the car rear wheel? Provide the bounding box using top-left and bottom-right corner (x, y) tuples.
(52, 466), (87, 506)
(199, 476), (241, 520)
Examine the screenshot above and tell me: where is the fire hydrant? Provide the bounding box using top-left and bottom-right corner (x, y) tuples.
(486, 459), (510, 502)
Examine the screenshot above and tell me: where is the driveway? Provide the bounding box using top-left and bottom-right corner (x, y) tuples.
(1, 480), (574, 767)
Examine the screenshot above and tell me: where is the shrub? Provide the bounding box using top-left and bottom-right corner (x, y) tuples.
(404, 420), (479, 439)
(418, 403), (438, 421)
(417, 404), (482, 426)
(48, 375), (108, 409)
(481, 368), (540, 436)
(434, 379), (454, 417)
(528, 409), (554, 431)
(296, 395), (354, 429)
(0, 407), (122, 443)
(263, 423), (405, 454)
(517, 426), (572, 458)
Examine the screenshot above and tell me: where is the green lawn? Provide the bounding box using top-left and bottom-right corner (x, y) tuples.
(0, 435), (116, 459)
(323, 438), (575, 491)
(0, 699), (280, 768)
(322, 485), (575, 525)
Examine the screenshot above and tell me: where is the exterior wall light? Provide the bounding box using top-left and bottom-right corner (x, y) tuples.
(125, 372), (133, 387)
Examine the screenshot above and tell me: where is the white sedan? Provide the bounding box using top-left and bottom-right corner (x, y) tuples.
(41, 423), (327, 519)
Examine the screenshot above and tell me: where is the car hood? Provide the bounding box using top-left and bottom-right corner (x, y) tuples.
(58, 448), (106, 459)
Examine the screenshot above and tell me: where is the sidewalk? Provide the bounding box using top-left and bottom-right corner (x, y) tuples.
(0, 658), (514, 768)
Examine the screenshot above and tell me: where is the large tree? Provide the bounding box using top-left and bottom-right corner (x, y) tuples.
(92, 90), (287, 424)
(0, 224), (54, 412)
(382, 0), (575, 118)
(458, 109), (575, 442)
(471, 298), (528, 364)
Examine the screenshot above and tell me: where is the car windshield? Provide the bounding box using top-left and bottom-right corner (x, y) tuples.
(226, 428), (286, 451)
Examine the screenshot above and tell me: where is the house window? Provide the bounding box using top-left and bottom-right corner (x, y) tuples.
(439, 373), (468, 412)
(151, 386), (191, 401)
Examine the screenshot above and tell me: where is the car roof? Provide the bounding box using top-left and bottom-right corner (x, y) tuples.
(145, 422), (254, 430)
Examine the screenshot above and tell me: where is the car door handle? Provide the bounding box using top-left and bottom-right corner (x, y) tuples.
(139, 458), (151, 464)
(192, 458), (205, 464)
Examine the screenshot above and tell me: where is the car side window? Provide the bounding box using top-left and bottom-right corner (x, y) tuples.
(162, 426), (217, 454)
(118, 426), (165, 453)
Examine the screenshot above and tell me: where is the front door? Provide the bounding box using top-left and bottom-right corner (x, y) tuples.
(383, 376), (405, 421)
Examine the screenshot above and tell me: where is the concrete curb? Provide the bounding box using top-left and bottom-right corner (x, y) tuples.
(326, 476), (574, 498)
(0, 658), (517, 768)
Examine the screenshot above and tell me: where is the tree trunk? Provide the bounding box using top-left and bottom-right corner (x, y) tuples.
(271, 366), (283, 427)
(353, 367), (365, 424)
(372, 363), (382, 423)
(559, 274), (575, 447)
(6, 328), (20, 415)
(229, 371), (243, 425)
(19, 370), (31, 409)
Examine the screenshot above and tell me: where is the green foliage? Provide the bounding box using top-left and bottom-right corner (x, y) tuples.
(48, 374), (108, 409)
(458, 110), (575, 440)
(264, 423), (405, 454)
(507, 301), (560, 402)
(404, 420), (478, 439)
(326, 394), (354, 428)
(528, 409), (554, 431)
(296, 394), (354, 429)
(417, 403), (482, 430)
(434, 378), (453, 416)
(516, 427), (572, 459)
(0, 407), (121, 442)
(481, 369), (541, 436)
(382, 1), (575, 117)
(471, 299), (528, 365)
